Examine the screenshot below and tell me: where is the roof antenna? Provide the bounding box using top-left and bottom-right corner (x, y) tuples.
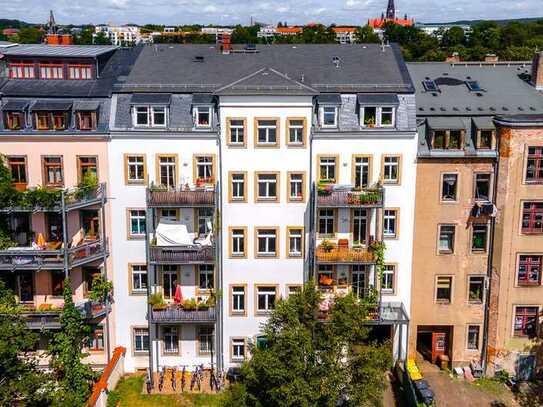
(300, 72), (305, 83)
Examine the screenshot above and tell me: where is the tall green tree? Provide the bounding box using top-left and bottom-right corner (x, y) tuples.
(48, 279), (95, 406)
(355, 25), (380, 43)
(223, 281), (392, 406)
(0, 280), (51, 405)
(93, 31), (111, 45)
(16, 27), (43, 44)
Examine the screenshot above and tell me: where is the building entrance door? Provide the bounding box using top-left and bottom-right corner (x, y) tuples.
(431, 332), (447, 364)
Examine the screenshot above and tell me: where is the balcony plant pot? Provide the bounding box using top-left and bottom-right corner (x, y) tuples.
(152, 304), (167, 311)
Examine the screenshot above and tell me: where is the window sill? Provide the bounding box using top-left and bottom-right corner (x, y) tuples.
(133, 351), (149, 356)
(255, 144), (280, 148)
(126, 181), (146, 186)
(255, 311), (272, 316)
(516, 282), (542, 287)
(230, 254), (247, 259)
(255, 254), (278, 258)
(286, 143), (306, 148)
(255, 198), (279, 203)
(468, 300), (483, 305)
(230, 312), (247, 317)
(288, 254), (303, 258)
(435, 300), (451, 304)
(127, 235), (146, 240)
(130, 291), (148, 296)
(438, 250), (454, 255)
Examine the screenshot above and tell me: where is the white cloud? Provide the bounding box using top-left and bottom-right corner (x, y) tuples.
(2, 0), (542, 25)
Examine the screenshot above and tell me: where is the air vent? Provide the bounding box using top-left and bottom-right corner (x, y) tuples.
(193, 56), (205, 62)
(332, 56), (341, 68)
(476, 92), (484, 97)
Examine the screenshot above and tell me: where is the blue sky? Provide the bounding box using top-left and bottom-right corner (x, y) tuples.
(0, 0), (540, 26)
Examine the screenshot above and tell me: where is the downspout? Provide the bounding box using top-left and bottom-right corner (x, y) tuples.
(100, 184), (111, 362)
(61, 191), (69, 278)
(480, 132), (500, 375)
(145, 190), (154, 385)
(216, 112), (224, 371)
(308, 122), (314, 283)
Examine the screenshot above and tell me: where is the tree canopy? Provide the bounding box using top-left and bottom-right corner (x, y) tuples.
(223, 281), (392, 407)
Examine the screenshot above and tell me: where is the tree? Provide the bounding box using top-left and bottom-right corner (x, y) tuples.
(223, 281), (392, 406)
(441, 26), (465, 47)
(93, 31), (111, 45)
(74, 26), (94, 45)
(355, 25), (380, 43)
(0, 280), (51, 405)
(301, 24), (336, 44)
(16, 27), (43, 44)
(48, 279), (96, 406)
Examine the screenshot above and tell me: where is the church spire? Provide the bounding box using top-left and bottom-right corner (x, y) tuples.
(48, 10), (57, 35)
(386, 0), (395, 20)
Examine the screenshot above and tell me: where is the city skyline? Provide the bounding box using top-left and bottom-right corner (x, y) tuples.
(0, 0), (540, 26)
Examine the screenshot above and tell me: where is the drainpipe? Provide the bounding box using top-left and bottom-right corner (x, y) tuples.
(61, 191), (69, 278)
(217, 122), (224, 371)
(480, 134), (500, 375)
(308, 125), (314, 283)
(100, 184), (111, 363)
(145, 191), (154, 385)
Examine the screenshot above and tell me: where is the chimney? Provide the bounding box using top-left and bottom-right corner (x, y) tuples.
(485, 53), (498, 63)
(532, 51), (543, 90)
(217, 32), (231, 54)
(446, 52), (460, 63)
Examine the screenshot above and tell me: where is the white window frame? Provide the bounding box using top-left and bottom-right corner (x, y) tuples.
(231, 174), (245, 200)
(257, 174), (278, 200)
(319, 157), (336, 182)
(381, 264), (395, 294)
(257, 229), (277, 256)
(198, 326), (214, 354)
(466, 325), (480, 350)
(133, 327), (149, 353)
(127, 155), (145, 183)
(231, 229), (245, 257)
(256, 286), (277, 313)
(383, 209), (397, 238)
(289, 173), (304, 201)
(320, 106), (338, 128)
(288, 228), (303, 257)
(196, 156), (213, 179)
(133, 105), (168, 128)
(288, 119), (305, 144)
(158, 156), (176, 188)
(131, 264), (147, 294)
(229, 119), (245, 145)
(129, 209), (146, 237)
(134, 106), (150, 127)
(194, 106), (212, 128)
(360, 106), (396, 128)
(151, 106), (167, 127)
(198, 264), (214, 291)
(231, 338), (246, 361)
(318, 209), (335, 236)
(256, 119), (278, 145)
(383, 156), (400, 184)
(231, 285), (246, 314)
(163, 326), (179, 354)
(354, 156), (370, 188)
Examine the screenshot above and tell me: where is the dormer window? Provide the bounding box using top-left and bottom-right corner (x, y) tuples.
(360, 106), (395, 128)
(31, 101), (72, 131)
(133, 106), (167, 128)
(432, 129), (463, 150)
(195, 106), (212, 128)
(321, 106), (338, 127)
(39, 64), (64, 79)
(5, 112), (25, 130)
(68, 64), (93, 80)
(74, 101), (100, 131)
(8, 63), (35, 79)
(472, 117), (496, 150)
(77, 111), (96, 130)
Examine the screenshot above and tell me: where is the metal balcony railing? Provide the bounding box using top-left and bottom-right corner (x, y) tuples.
(149, 245), (215, 264)
(0, 239), (108, 270)
(315, 245), (375, 264)
(316, 185), (384, 208)
(149, 306), (216, 323)
(19, 300), (110, 329)
(147, 186), (216, 208)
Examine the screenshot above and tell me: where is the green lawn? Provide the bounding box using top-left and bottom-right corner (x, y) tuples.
(107, 374), (223, 407)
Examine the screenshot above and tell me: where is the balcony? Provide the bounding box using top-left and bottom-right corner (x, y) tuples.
(316, 184), (384, 208)
(0, 183), (107, 213)
(19, 300), (110, 329)
(149, 245), (214, 265)
(0, 239), (108, 270)
(149, 306), (216, 323)
(147, 185), (215, 208)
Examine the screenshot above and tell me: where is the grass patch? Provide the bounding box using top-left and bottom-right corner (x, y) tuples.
(108, 374), (223, 407)
(471, 377), (509, 397)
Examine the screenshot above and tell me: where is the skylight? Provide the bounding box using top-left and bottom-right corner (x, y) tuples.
(466, 80), (483, 92)
(422, 80), (439, 92)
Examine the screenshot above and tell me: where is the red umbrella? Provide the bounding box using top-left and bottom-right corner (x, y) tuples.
(174, 284), (183, 304)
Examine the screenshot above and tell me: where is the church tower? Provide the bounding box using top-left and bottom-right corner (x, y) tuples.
(386, 0), (396, 20)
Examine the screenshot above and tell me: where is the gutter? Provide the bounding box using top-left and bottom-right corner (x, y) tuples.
(480, 135), (500, 374)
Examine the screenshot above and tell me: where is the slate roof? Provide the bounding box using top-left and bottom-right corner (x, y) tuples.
(115, 43), (414, 94)
(408, 62), (543, 159)
(1, 44), (118, 58)
(407, 62), (543, 116)
(0, 46), (142, 98)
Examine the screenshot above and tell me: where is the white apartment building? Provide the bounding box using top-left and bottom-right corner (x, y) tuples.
(106, 44), (417, 378)
(94, 25), (141, 46)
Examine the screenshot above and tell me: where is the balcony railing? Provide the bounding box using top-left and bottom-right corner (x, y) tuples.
(0, 183), (107, 212)
(149, 306), (216, 323)
(316, 186), (384, 208)
(147, 185), (215, 208)
(149, 245), (214, 264)
(18, 300), (110, 329)
(0, 239), (108, 270)
(315, 245), (375, 264)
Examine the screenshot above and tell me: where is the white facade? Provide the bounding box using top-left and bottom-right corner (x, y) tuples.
(219, 95), (312, 368)
(334, 30), (356, 44)
(108, 114), (218, 372)
(94, 25), (141, 46)
(257, 25), (278, 38)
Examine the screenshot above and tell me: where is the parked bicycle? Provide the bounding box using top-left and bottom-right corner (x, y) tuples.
(158, 366), (165, 392)
(145, 368), (152, 394)
(190, 364), (203, 391)
(180, 365), (188, 392)
(171, 366), (177, 392)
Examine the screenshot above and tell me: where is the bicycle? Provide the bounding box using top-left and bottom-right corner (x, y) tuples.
(180, 365), (188, 392)
(145, 368), (152, 394)
(171, 366), (177, 392)
(158, 366), (165, 392)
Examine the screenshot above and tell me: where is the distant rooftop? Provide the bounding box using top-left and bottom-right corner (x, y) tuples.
(407, 62), (543, 116)
(1, 44), (118, 58)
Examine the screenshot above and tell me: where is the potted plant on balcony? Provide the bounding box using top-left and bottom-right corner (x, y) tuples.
(320, 239), (334, 253)
(74, 173), (98, 201)
(182, 298), (197, 311)
(89, 275), (113, 305)
(317, 179), (333, 196)
(148, 292), (166, 310)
